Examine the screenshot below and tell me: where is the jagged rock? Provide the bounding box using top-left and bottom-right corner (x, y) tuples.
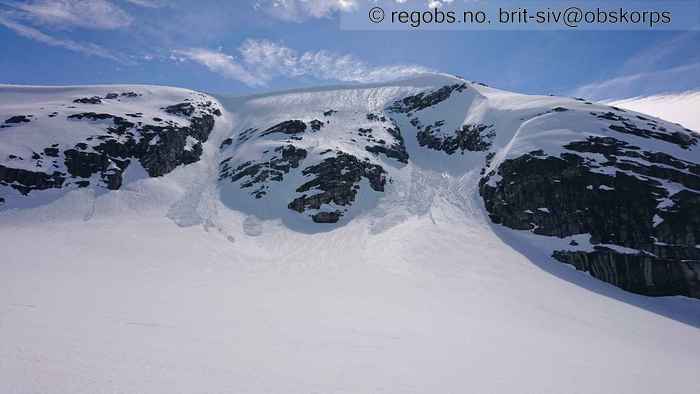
(309, 119), (324, 131)
(64, 149), (128, 190)
(288, 153), (386, 220)
(0, 164), (65, 195)
(480, 133), (700, 297)
(553, 248), (700, 298)
(312, 211), (343, 224)
(220, 138), (233, 150)
(261, 120), (307, 136)
(220, 145), (308, 198)
(4, 115), (32, 124)
(1, 95), (221, 201)
(43, 147), (60, 157)
(68, 113), (136, 135)
(357, 118), (409, 164)
(73, 96), (103, 104)
(592, 111), (697, 149)
(165, 103), (195, 117)
(388, 83), (467, 113)
(418, 124), (495, 155)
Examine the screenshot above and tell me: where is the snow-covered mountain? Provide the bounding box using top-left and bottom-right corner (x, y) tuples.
(2, 76), (699, 393)
(610, 91), (700, 133)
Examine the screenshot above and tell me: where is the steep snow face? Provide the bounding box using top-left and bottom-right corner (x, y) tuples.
(216, 76), (511, 230)
(2, 78), (700, 393)
(610, 91), (700, 133)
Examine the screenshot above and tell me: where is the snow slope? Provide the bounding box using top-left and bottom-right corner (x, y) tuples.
(1, 77), (699, 393)
(611, 91), (700, 133)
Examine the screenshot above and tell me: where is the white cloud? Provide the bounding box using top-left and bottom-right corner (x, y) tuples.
(240, 39), (431, 83)
(5, 0), (132, 30)
(0, 14), (129, 63)
(254, 0), (358, 21)
(174, 39), (431, 87)
(254, 0), (451, 21)
(172, 48), (266, 87)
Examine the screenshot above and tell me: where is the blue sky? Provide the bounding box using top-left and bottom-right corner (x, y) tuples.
(0, 0), (698, 100)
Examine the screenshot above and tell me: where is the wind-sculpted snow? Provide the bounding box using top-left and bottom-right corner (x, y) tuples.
(0, 85), (222, 210)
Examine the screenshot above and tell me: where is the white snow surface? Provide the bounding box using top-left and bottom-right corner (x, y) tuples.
(610, 91), (700, 133)
(1, 76), (700, 393)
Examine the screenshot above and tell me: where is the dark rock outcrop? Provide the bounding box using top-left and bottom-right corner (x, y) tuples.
(361, 117), (409, 164)
(165, 103), (195, 117)
(480, 130), (700, 298)
(0, 164), (65, 195)
(220, 145), (308, 199)
(73, 96), (103, 105)
(417, 123), (495, 155)
(1, 96), (221, 202)
(593, 111), (697, 149)
(553, 248), (700, 298)
(288, 153), (386, 223)
(388, 83), (468, 114)
(4, 115), (32, 124)
(261, 120), (307, 137)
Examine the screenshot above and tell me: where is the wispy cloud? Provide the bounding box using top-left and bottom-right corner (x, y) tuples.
(572, 62), (700, 101)
(573, 31), (700, 101)
(174, 39), (431, 87)
(240, 39), (431, 83)
(253, 0), (457, 21)
(0, 14), (130, 63)
(171, 48), (266, 87)
(619, 32), (700, 76)
(254, 0), (358, 21)
(5, 0), (133, 30)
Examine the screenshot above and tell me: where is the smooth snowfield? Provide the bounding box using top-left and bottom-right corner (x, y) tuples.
(2, 80), (700, 393)
(611, 91), (700, 132)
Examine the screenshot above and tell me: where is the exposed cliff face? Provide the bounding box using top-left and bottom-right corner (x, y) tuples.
(479, 107), (700, 298)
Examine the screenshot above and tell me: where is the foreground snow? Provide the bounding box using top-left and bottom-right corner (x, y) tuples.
(3, 197), (700, 393)
(610, 91), (700, 132)
(1, 80), (699, 393)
